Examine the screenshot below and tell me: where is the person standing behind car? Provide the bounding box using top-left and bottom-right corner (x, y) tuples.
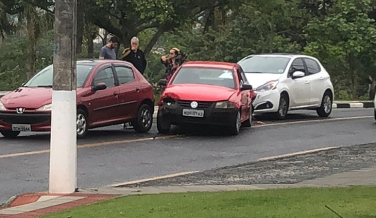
(161, 47), (187, 81)
(99, 37), (119, 60)
(121, 37), (147, 74)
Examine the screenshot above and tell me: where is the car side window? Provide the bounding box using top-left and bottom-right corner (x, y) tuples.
(93, 67), (116, 88)
(304, 58), (321, 75)
(115, 66), (135, 85)
(289, 58), (305, 76)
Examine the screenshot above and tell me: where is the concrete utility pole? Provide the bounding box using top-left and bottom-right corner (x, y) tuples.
(49, 0), (77, 193)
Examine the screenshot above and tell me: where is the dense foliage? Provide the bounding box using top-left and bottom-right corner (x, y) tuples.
(0, 0), (375, 99)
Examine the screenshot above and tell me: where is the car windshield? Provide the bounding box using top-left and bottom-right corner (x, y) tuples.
(239, 56), (291, 74)
(23, 64), (94, 88)
(172, 67), (236, 89)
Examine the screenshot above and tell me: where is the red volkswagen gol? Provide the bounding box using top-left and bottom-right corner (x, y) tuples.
(157, 61), (256, 135)
(0, 60), (154, 138)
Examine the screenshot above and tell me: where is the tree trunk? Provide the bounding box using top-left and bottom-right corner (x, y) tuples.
(369, 76), (376, 100)
(144, 26), (166, 58)
(26, 7), (36, 79)
(87, 32), (95, 58)
(76, 0), (86, 54)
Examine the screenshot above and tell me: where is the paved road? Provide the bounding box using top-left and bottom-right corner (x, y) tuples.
(0, 108), (375, 203)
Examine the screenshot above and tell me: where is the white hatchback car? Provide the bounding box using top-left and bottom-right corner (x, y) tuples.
(238, 54), (334, 119)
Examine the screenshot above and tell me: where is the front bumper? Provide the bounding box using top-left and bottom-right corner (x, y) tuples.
(158, 101), (238, 126)
(252, 89), (280, 114)
(0, 112), (51, 131)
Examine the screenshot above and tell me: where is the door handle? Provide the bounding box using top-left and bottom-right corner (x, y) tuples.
(319, 77), (324, 80)
(113, 91), (118, 96)
(305, 81), (310, 84)
(136, 87), (140, 92)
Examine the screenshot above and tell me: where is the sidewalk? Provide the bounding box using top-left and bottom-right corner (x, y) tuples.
(1, 165), (376, 218)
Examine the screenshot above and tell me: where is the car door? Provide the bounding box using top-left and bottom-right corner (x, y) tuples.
(89, 66), (121, 124)
(237, 67), (250, 121)
(113, 65), (139, 119)
(287, 58), (311, 107)
(304, 58), (324, 106)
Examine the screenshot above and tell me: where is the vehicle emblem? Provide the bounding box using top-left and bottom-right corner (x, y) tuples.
(190, 101), (198, 109)
(16, 108), (25, 114)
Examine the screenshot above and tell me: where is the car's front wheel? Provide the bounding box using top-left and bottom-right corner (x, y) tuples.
(229, 110), (241, 135)
(0, 130), (20, 139)
(76, 109), (88, 139)
(157, 114), (171, 134)
(132, 104), (153, 133)
(275, 94), (289, 120)
(317, 91), (332, 117)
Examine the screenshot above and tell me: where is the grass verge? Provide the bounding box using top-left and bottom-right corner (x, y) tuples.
(42, 186), (376, 218)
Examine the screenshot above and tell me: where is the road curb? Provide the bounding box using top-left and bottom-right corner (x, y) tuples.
(333, 102), (374, 108)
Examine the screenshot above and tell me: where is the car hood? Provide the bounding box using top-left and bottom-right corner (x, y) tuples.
(163, 84), (236, 102)
(0, 87), (53, 109)
(244, 73), (282, 89)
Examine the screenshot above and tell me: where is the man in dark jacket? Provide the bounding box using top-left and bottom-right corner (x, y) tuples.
(121, 37), (147, 74)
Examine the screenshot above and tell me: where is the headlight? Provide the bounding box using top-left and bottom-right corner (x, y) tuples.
(161, 97), (175, 106)
(36, 103), (52, 111)
(0, 101), (6, 111)
(256, 80), (279, 92)
(215, 101), (235, 109)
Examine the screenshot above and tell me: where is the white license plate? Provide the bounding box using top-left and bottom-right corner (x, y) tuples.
(182, 109), (204, 117)
(12, 124), (31, 132)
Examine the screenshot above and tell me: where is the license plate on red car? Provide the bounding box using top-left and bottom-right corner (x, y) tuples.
(12, 124), (31, 132)
(182, 109), (204, 118)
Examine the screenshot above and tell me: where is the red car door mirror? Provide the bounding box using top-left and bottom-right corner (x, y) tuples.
(92, 82), (107, 91)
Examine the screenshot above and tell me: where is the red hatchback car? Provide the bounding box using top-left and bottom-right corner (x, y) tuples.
(157, 61), (256, 135)
(0, 60), (154, 138)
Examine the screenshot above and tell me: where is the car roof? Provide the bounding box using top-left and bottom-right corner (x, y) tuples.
(76, 59), (130, 66)
(240, 53), (316, 59)
(182, 61), (237, 70)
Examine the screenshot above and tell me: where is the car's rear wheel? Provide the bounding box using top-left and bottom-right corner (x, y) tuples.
(157, 114), (171, 134)
(275, 93), (289, 120)
(0, 130), (20, 138)
(241, 107), (252, 127)
(229, 110), (241, 135)
(76, 109), (88, 139)
(132, 104), (153, 133)
(317, 91), (332, 117)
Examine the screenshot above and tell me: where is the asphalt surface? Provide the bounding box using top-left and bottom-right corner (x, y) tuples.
(0, 108), (375, 204)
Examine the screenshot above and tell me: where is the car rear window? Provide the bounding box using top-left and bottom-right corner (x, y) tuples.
(24, 64), (94, 88)
(172, 67), (236, 89)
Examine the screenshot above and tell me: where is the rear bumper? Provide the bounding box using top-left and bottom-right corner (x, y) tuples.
(158, 103), (237, 126)
(0, 112), (51, 131)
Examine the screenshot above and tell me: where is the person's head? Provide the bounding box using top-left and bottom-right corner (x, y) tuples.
(169, 48), (180, 58)
(108, 37), (119, 49)
(131, 37), (139, 50)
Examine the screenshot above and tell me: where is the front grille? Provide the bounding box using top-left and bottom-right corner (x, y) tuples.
(0, 113), (51, 124)
(177, 100), (214, 109)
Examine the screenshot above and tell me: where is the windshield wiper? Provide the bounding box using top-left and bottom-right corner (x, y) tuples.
(37, 85), (53, 88)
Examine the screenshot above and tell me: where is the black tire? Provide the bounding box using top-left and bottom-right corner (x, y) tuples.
(0, 130), (20, 138)
(76, 109), (88, 139)
(374, 110), (376, 121)
(157, 114), (171, 134)
(275, 93), (289, 120)
(317, 91), (333, 117)
(229, 110), (241, 135)
(132, 104), (153, 133)
(241, 107), (252, 127)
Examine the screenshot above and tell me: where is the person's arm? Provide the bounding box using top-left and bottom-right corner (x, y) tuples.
(99, 47), (106, 59)
(141, 51), (147, 73)
(120, 48), (131, 60)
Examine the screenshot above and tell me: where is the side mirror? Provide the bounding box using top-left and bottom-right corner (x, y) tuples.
(158, 79), (167, 86)
(241, 84), (253, 91)
(292, 71), (305, 79)
(92, 82), (107, 91)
